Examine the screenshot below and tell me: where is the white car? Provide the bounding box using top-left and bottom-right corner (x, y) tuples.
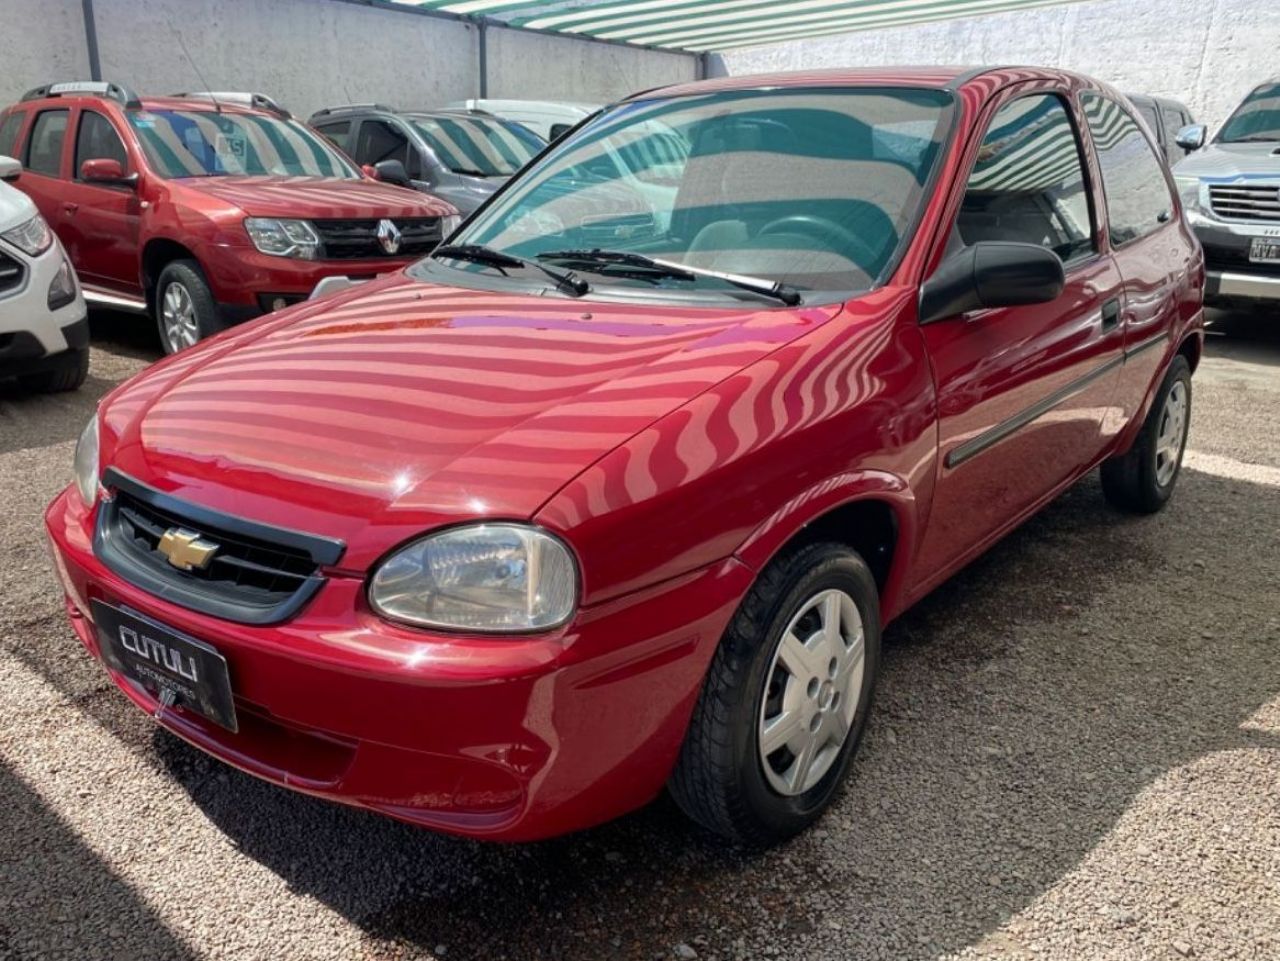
(446, 99), (598, 141)
(0, 155), (87, 392)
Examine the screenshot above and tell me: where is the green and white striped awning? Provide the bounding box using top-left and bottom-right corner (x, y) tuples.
(381, 0), (1091, 52)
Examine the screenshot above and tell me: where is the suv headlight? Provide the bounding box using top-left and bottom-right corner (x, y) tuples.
(369, 523), (578, 633)
(1175, 176), (1204, 215)
(73, 414), (99, 507)
(1, 213), (54, 257)
(441, 214), (462, 239)
(244, 218), (320, 259)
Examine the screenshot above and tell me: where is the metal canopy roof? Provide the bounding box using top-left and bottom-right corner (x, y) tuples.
(381, 0), (1090, 52)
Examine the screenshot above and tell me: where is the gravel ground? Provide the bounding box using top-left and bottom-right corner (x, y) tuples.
(1, 309), (1277, 961)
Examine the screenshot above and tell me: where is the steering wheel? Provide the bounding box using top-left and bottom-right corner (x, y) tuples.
(758, 214), (880, 271)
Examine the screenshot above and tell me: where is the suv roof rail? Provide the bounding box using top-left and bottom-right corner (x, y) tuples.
(22, 81), (141, 109)
(310, 103), (398, 119)
(172, 91), (292, 119)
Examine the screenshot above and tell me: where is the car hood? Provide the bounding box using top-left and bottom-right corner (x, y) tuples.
(177, 176), (456, 219)
(101, 273), (842, 570)
(1173, 141), (1280, 179)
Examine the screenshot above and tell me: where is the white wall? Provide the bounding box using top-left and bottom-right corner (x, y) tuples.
(713, 0), (1280, 131)
(0, 0), (90, 110)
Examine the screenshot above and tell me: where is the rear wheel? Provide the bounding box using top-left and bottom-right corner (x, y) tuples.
(668, 542), (881, 844)
(155, 260), (218, 354)
(18, 347), (89, 393)
(1101, 355), (1192, 513)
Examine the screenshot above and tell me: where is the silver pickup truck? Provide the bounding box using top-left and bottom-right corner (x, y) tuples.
(1173, 78), (1280, 309)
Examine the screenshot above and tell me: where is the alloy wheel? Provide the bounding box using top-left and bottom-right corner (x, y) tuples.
(161, 281), (200, 353)
(1155, 380), (1189, 487)
(758, 588), (865, 796)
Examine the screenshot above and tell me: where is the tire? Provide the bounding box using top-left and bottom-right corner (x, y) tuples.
(155, 260), (218, 354)
(1101, 355), (1192, 514)
(18, 347), (89, 393)
(669, 541), (881, 844)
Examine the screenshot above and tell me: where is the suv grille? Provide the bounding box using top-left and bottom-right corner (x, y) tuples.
(1208, 184), (1280, 222)
(312, 217), (443, 260)
(0, 250), (24, 295)
(95, 470), (345, 625)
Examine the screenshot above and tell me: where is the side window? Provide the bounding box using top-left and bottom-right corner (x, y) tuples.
(1082, 93), (1175, 246)
(1136, 103), (1161, 143)
(25, 109), (69, 177)
(1161, 105), (1189, 156)
(0, 111), (25, 157)
(74, 110), (128, 178)
(356, 120), (420, 179)
(314, 121), (351, 152)
(956, 93), (1096, 263)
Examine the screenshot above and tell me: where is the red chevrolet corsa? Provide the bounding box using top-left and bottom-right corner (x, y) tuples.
(46, 67), (1203, 843)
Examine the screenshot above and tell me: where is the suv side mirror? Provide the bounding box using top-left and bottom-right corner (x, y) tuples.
(0, 155), (20, 182)
(373, 159), (412, 187)
(920, 242), (1066, 325)
(80, 158), (135, 186)
(1175, 124), (1207, 151)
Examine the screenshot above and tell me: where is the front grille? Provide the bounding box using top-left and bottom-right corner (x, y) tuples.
(1208, 183), (1280, 222)
(0, 250), (24, 294)
(312, 217), (443, 260)
(95, 470), (345, 625)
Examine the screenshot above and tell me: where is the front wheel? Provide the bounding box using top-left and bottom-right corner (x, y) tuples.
(1101, 355), (1192, 513)
(155, 260), (218, 354)
(668, 542), (881, 844)
(17, 347), (89, 393)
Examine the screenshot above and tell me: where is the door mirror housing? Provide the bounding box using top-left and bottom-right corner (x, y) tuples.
(1174, 124), (1207, 151)
(80, 157), (135, 185)
(372, 159), (412, 187)
(0, 155), (20, 182)
(920, 242), (1066, 325)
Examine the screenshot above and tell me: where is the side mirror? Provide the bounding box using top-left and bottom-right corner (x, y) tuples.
(1175, 124), (1207, 152)
(373, 159), (412, 187)
(920, 242), (1065, 325)
(0, 155), (20, 182)
(80, 157), (135, 185)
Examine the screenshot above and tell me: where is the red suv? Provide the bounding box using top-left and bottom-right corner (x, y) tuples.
(0, 83), (458, 353)
(45, 67), (1203, 843)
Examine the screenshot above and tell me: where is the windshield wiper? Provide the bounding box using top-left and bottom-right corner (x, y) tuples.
(433, 244), (588, 296)
(537, 248), (802, 306)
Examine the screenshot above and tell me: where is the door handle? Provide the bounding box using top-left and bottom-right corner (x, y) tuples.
(1101, 298), (1121, 332)
(62, 202), (78, 216)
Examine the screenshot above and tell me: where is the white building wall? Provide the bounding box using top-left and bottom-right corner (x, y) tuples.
(0, 0), (91, 110)
(713, 0), (1280, 131)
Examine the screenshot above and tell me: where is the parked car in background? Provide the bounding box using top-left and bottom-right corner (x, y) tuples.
(1127, 92), (1197, 165)
(310, 104), (545, 216)
(0, 154), (87, 391)
(1172, 78), (1280, 311)
(0, 82), (459, 354)
(47, 66), (1203, 845)
(446, 99), (597, 140)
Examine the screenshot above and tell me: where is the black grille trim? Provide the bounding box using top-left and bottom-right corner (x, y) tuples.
(94, 468), (345, 625)
(0, 250), (25, 295)
(312, 217), (443, 260)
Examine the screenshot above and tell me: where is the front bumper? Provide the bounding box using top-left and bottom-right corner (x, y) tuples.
(0, 240), (88, 371)
(1189, 217), (1280, 305)
(45, 485), (750, 840)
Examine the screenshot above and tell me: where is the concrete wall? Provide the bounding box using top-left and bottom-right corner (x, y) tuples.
(713, 0), (1280, 132)
(0, 0), (90, 109)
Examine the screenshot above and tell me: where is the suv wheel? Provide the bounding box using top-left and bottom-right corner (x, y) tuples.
(156, 260), (217, 354)
(18, 347), (89, 393)
(668, 541), (881, 844)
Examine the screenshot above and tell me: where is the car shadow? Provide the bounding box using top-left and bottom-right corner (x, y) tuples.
(125, 466), (1280, 961)
(1204, 307), (1280, 367)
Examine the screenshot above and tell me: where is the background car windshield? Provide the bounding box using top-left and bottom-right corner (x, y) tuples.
(450, 87), (952, 295)
(409, 116), (544, 176)
(1217, 83), (1280, 143)
(128, 109), (358, 178)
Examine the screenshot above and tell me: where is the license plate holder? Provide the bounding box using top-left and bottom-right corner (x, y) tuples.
(92, 599), (238, 732)
(1248, 237), (1280, 264)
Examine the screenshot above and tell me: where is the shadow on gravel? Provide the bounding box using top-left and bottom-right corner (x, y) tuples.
(124, 469), (1280, 961)
(88, 307), (164, 361)
(1205, 308), (1280, 368)
(0, 758), (194, 961)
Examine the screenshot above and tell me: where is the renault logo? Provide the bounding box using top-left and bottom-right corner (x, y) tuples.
(376, 218), (402, 255)
(157, 529), (219, 572)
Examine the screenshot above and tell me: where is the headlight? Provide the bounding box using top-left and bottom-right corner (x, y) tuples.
(441, 214), (462, 239)
(73, 414), (99, 507)
(369, 523), (577, 632)
(47, 256), (77, 310)
(244, 218), (320, 259)
(1, 213), (54, 257)
(1175, 176), (1204, 214)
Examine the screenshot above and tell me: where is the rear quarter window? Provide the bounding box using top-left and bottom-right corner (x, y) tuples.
(0, 112), (25, 157)
(1082, 93), (1174, 246)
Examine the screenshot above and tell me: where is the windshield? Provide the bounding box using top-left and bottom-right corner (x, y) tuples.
(409, 115), (544, 176)
(435, 87), (952, 299)
(1217, 83), (1280, 143)
(128, 109), (359, 178)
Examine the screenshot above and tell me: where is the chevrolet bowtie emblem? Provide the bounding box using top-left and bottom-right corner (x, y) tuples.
(157, 528), (219, 572)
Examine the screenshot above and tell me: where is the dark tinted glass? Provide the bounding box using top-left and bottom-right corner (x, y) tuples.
(958, 94), (1094, 262)
(75, 110), (128, 176)
(1082, 93), (1174, 245)
(356, 120), (420, 179)
(314, 120), (351, 151)
(26, 109), (68, 176)
(0, 112), (24, 157)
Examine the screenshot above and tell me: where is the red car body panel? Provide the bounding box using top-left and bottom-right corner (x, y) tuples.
(44, 67), (1205, 840)
(0, 94), (454, 317)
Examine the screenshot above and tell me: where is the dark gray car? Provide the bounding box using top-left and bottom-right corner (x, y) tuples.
(1126, 93), (1197, 165)
(310, 105), (546, 216)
